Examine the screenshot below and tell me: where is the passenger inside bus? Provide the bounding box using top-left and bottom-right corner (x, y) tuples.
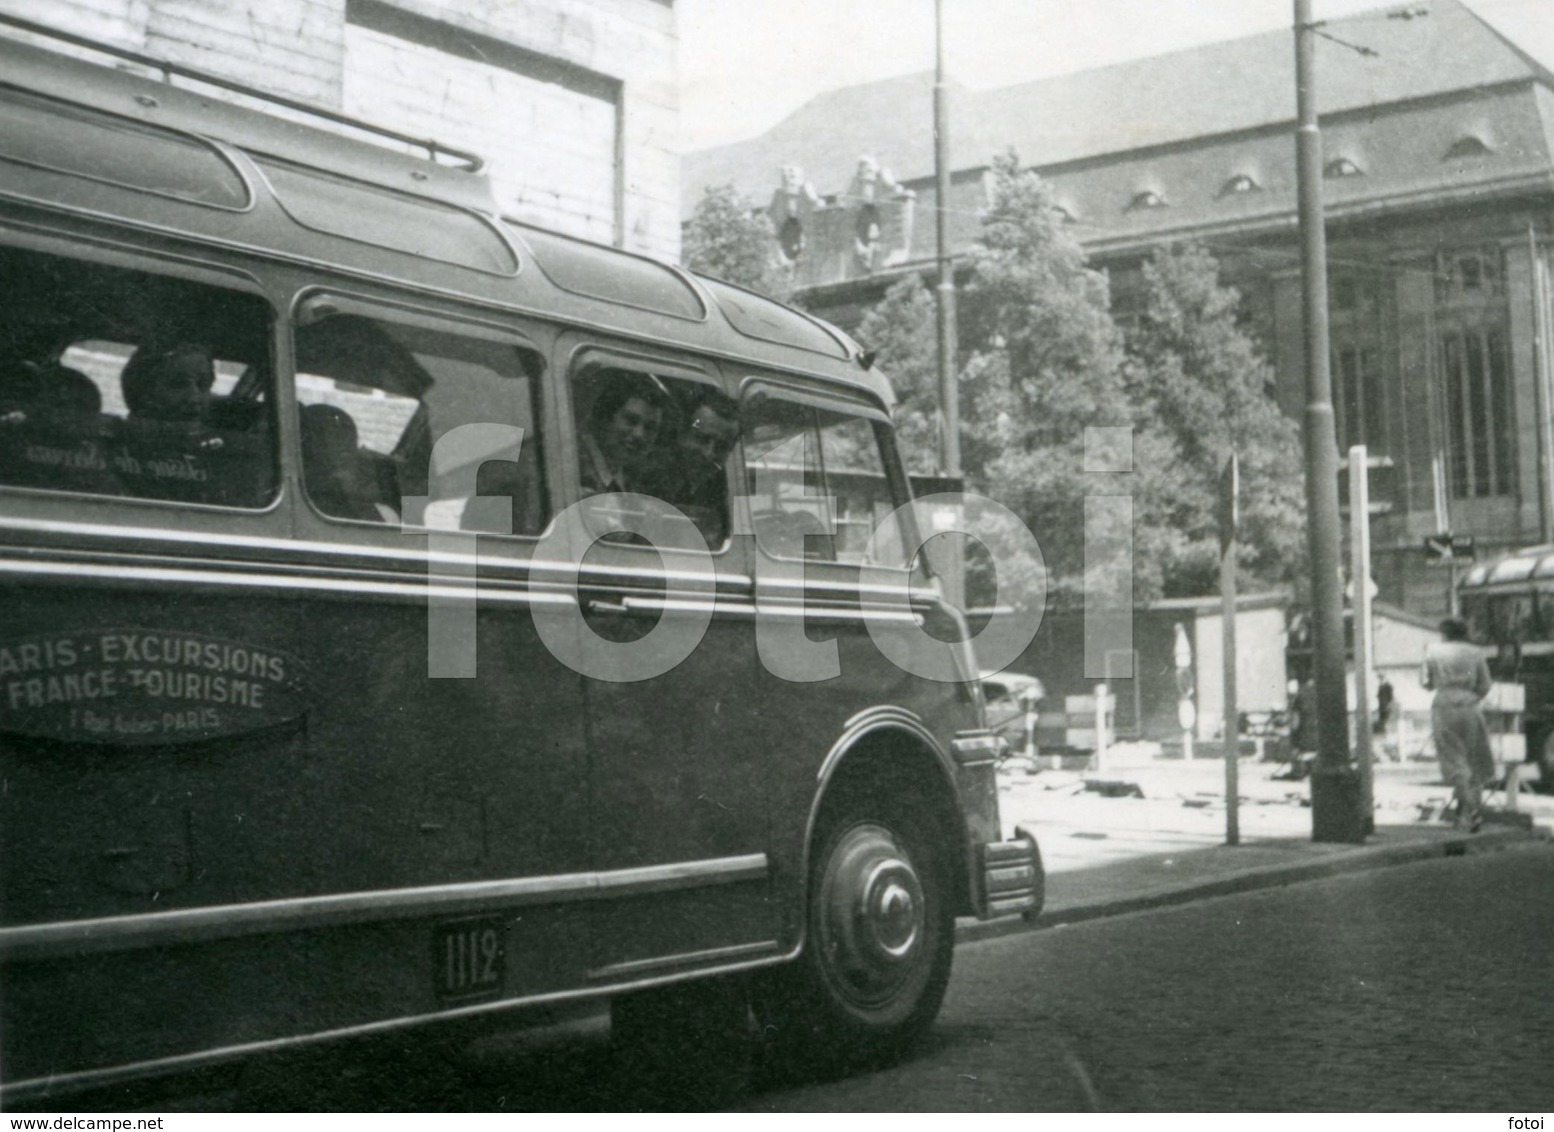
(0, 358), (101, 421)
(119, 342), (215, 424)
(299, 402), (398, 523)
(0, 246), (279, 508)
(579, 370), (668, 496)
(635, 385), (739, 546)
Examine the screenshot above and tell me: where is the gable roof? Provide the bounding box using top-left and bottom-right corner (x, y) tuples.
(683, 0), (1552, 217)
(683, 70), (970, 217)
(980, 0), (1547, 170)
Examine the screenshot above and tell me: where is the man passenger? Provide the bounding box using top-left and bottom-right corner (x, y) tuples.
(629, 386), (740, 548)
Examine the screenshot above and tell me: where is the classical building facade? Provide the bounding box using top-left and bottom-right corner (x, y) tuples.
(685, 0), (1554, 616)
(0, 0), (681, 258)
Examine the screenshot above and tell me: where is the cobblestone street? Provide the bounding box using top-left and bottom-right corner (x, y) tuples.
(744, 841), (1554, 1111)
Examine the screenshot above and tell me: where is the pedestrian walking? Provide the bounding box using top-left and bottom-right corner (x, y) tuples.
(1374, 673), (1398, 761)
(1283, 677), (1317, 778)
(1374, 674), (1394, 732)
(1421, 618), (1495, 830)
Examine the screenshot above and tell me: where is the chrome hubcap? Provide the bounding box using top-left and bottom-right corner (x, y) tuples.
(816, 823), (927, 1006)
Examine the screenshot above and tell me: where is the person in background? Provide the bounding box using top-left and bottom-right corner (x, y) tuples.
(1285, 677), (1318, 778)
(1421, 618), (1495, 831)
(1374, 673), (1398, 761)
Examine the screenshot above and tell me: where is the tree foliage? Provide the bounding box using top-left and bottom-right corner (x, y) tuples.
(853, 275), (940, 473)
(1123, 244), (1306, 594)
(953, 153), (1147, 609)
(850, 155), (1305, 612)
(680, 184), (788, 299)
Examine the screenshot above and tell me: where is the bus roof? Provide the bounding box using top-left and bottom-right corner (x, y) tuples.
(0, 22), (894, 407)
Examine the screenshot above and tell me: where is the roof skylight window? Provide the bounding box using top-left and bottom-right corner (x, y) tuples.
(1444, 135), (1493, 159)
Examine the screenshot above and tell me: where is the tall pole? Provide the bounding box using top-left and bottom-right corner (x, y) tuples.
(1531, 220), (1554, 544)
(1220, 454), (1240, 847)
(1350, 445), (1376, 834)
(934, 0), (960, 480)
(1295, 0), (1361, 842)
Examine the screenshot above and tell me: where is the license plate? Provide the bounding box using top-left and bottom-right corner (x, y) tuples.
(433, 916), (505, 1002)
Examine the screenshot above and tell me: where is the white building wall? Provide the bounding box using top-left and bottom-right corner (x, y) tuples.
(1193, 605), (1290, 739)
(0, 0), (679, 258)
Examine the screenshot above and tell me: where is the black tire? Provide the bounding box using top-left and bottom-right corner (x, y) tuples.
(755, 790), (954, 1074)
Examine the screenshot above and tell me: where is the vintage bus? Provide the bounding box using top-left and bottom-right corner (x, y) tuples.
(0, 19), (1042, 1102)
(1458, 544), (1554, 789)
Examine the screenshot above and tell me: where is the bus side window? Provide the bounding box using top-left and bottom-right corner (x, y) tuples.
(0, 245), (276, 508)
(293, 304), (546, 534)
(1537, 591), (1554, 638)
(742, 392), (910, 568)
(1462, 594), (1490, 643)
(570, 366), (735, 549)
(1499, 595), (1532, 640)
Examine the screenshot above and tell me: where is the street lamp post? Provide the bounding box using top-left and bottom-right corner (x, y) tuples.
(1294, 0), (1364, 842)
(934, 0), (959, 481)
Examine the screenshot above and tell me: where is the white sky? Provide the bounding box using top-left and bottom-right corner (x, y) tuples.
(677, 0), (1554, 153)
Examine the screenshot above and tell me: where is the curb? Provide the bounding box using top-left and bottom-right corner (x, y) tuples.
(956, 825), (1548, 945)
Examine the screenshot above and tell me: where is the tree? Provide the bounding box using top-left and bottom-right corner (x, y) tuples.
(850, 160), (1307, 611)
(1122, 244), (1306, 594)
(852, 275), (940, 474)
(680, 184), (787, 299)
(954, 153), (1173, 610)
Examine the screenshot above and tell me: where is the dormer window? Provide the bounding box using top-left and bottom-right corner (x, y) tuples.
(1222, 173), (1260, 196)
(1325, 156), (1363, 178)
(1128, 189), (1166, 211)
(1444, 135), (1493, 159)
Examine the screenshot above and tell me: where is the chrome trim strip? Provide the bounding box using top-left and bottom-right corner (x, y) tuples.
(755, 573), (930, 601)
(757, 602), (921, 625)
(0, 853), (769, 963)
(0, 517), (754, 591)
(817, 709), (953, 785)
(588, 939), (781, 981)
(0, 557), (580, 607)
(0, 943), (799, 1103)
(612, 596), (758, 618)
(604, 596), (920, 625)
(951, 731), (1002, 766)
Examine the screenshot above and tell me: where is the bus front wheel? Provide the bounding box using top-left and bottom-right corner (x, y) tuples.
(756, 793), (954, 1072)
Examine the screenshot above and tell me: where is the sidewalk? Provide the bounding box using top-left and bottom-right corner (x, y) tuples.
(959, 745), (1554, 943)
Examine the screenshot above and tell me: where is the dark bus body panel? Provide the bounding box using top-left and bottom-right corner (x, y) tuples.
(0, 27), (1039, 1098)
(1459, 547), (1554, 784)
